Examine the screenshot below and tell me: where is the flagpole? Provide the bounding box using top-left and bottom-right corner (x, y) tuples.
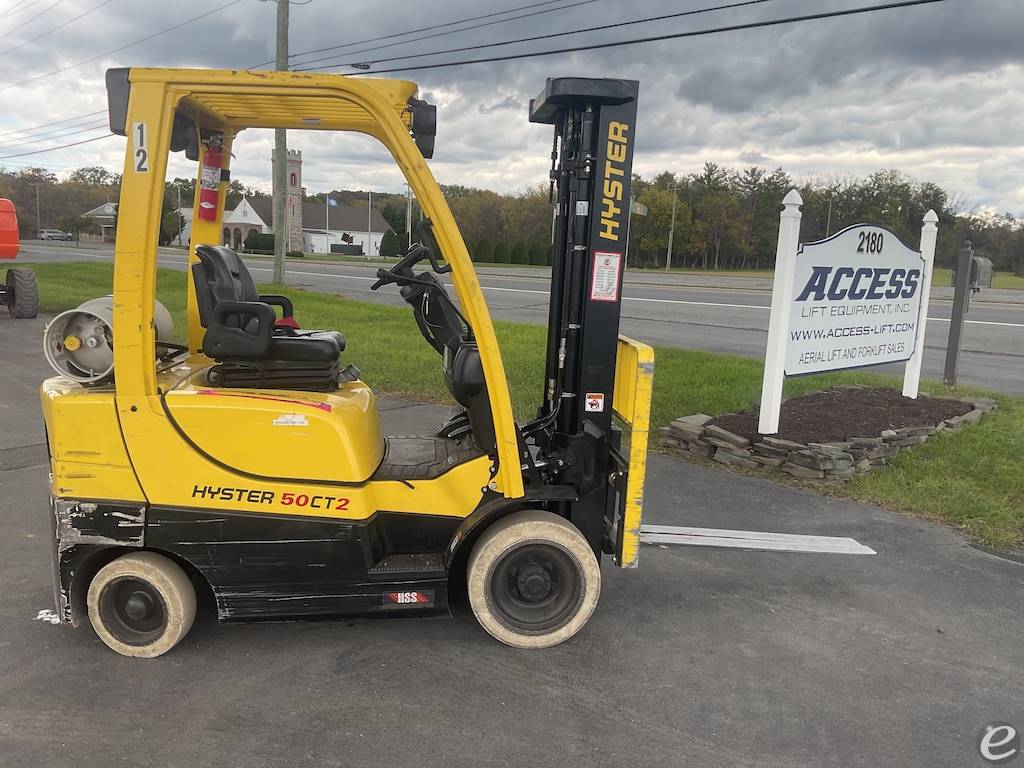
(367, 190), (372, 261)
(325, 195), (329, 253)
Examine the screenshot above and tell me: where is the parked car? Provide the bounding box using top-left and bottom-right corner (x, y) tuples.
(39, 229), (72, 241)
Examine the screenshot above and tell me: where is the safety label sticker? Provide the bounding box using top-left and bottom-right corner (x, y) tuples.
(384, 590), (434, 608)
(590, 251), (622, 302)
(273, 413), (308, 427)
(584, 392), (605, 412)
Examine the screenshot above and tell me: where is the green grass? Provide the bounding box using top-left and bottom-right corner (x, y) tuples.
(20, 261), (1023, 550)
(930, 267), (1024, 291)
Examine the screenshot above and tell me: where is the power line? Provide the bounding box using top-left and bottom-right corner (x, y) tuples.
(291, 0), (599, 71)
(0, 120), (109, 151)
(0, 157), (76, 171)
(297, 0), (777, 71)
(0, 0), (245, 93)
(0, 110), (106, 141)
(338, 0), (952, 76)
(0, 132), (114, 160)
(0, 120), (108, 148)
(1, 0), (46, 18)
(0, 0), (117, 57)
(0, 69), (102, 91)
(0, 0), (64, 38)
(252, 0), (580, 69)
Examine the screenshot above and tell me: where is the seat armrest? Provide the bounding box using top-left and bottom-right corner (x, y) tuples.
(203, 301), (275, 359)
(259, 293), (294, 318)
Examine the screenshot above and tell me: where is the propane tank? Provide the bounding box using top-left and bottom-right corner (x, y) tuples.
(197, 137), (223, 222)
(43, 297), (173, 385)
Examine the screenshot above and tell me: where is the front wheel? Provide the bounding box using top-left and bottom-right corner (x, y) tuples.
(467, 510), (601, 649)
(87, 552), (197, 658)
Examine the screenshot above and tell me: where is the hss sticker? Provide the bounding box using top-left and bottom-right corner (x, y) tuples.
(384, 591), (433, 607)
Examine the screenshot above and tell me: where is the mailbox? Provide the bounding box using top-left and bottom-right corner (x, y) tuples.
(951, 255), (993, 290)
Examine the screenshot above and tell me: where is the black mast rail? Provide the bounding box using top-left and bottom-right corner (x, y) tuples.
(529, 77), (639, 554)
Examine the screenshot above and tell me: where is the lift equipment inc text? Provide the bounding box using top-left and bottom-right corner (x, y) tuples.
(785, 225), (925, 375)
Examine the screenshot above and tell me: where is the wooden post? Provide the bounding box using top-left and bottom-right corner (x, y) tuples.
(902, 209), (938, 398)
(757, 189), (803, 435)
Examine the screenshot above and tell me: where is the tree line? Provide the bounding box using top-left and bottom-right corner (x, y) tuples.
(2, 163), (1020, 273)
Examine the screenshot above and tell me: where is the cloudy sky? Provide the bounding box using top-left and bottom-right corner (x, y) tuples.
(0, 0), (1020, 213)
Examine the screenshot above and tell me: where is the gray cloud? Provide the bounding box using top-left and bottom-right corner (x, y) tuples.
(0, 0), (1020, 212)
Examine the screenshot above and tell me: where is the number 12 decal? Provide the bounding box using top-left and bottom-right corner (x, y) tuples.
(132, 122), (149, 173)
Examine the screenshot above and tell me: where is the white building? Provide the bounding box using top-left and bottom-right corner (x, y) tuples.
(218, 149), (392, 255)
(221, 195), (391, 256)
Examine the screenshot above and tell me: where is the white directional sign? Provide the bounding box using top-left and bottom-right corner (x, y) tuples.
(785, 224), (924, 375)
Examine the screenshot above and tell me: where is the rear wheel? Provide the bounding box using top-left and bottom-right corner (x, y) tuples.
(87, 552), (196, 658)
(467, 510), (601, 649)
(5, 268), (38, 318)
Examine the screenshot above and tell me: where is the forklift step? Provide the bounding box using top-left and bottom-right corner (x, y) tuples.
(367, 553), (446, 577)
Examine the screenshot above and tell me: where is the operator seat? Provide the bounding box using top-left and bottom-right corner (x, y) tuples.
(191, 245), (349, 390)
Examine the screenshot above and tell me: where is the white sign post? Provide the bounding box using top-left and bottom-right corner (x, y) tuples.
(902, 210), (939, 398)
(758, 190), (938, 434)
(758, 190), (803, 435)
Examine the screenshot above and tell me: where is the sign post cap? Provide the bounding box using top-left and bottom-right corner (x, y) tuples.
(923, 209), (939, 223)
(782, 189), (803, 207)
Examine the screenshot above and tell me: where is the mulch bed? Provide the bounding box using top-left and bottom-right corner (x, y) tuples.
(710, 387), (973, 444)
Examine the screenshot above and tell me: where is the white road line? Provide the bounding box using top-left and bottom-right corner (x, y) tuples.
(26, 250), (1024, 329)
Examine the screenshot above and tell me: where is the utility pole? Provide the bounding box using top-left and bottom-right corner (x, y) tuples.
(825, 192), (833, 236)
(406, 183), (412, 249)
(665, 177), (678, 271)
(272, 0), (289, 284)
(366, 190), (372, 260)
(32, 183), (41, 235)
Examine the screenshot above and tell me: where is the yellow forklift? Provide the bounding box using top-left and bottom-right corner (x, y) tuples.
(40, 68), (654, 656)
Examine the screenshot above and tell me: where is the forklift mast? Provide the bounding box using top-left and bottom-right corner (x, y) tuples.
(530, 78), (639, 552)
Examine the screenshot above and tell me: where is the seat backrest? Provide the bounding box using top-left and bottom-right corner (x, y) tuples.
(193, 245), (259, 328)
(444, 338), (495, 454)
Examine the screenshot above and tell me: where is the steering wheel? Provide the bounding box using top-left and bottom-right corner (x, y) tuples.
(370, 243), (450, 291)
(370, 243), (467, 355)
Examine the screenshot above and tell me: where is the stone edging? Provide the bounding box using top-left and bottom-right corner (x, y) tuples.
(660, 394), (998, 483)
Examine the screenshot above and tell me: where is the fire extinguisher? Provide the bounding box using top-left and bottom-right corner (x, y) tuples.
(197, 137), (223, 222)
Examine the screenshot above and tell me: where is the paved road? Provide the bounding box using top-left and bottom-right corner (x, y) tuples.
(12, 241), (1024, 394)
(1, 315), (1022, 768)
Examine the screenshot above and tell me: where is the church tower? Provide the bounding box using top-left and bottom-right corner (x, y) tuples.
(271, 148), (303, 252)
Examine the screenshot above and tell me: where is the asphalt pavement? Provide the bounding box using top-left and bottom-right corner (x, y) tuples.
(13, 240), (1024, 395)
(1, 313), (1021, 768)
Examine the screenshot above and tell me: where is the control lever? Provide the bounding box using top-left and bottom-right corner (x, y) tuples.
(370, 268), (393, 291)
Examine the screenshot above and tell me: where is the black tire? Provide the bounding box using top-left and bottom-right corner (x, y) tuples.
(467, 510), (601, 649)
(6, 268), (39, 319)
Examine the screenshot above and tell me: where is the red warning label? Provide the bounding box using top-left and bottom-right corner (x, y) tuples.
(584, 392), (605, 413)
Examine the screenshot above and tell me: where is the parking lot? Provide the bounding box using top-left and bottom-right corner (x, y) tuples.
(1, 314), (1021, 768)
